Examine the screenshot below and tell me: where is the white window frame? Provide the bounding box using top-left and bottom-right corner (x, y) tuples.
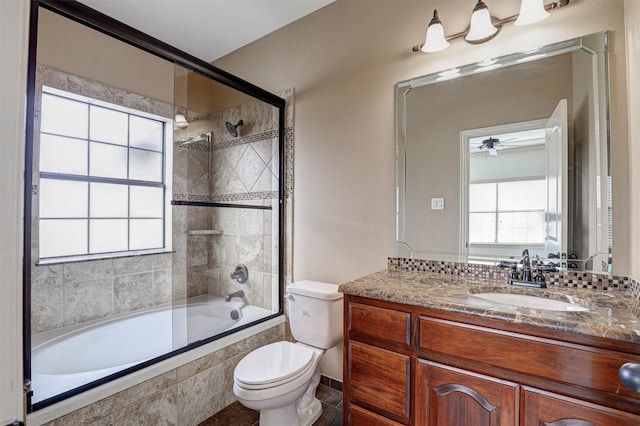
(37, 86), (173, 263)
(468, 178), (546, 246)
(460, 119), (547, 258)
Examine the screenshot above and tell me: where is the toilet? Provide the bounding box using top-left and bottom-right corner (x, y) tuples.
(233, 280), (343, 426)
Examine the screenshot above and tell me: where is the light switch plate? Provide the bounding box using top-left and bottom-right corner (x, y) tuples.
(431, 197), (445, 210)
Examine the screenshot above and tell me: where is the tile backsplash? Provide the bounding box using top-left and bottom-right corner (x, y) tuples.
(388, 257), (638, 300)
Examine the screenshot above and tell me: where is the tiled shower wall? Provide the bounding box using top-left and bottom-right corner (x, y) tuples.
(173, 89), (294, 310)
(31, 66), (175, 334)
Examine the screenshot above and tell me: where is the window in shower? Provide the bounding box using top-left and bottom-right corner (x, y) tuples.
(38, 86), (172, 260)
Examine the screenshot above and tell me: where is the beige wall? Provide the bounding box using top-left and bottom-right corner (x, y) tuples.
(214, 0), (630, 279)
(625, 0), (640, 278)
(37, 8), (174, 104)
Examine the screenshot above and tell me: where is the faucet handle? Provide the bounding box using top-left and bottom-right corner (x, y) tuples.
(509, 265), (519, 281)
(230, 264), (249, 284)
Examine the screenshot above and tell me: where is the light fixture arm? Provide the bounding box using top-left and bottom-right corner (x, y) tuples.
(412, 0), (570, 52)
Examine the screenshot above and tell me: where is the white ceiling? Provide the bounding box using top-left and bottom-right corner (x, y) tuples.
(77, 0), (335, 62)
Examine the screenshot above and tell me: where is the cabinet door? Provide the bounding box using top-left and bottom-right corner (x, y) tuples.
(523, 387), (640, 426)
(415, 360), (518, 426)
(348, 341), (411, 422)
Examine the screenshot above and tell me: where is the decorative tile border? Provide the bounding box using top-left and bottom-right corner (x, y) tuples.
(212, 128), (279, 151)
(284, 127), (293, 199)
(175, 126), (293, 200)
(388, 257), (638, 300)
(173, 191), (278, 203)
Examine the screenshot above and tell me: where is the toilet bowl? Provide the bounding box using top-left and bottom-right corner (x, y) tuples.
(233, 341), (324, 426)
(233, 280), (343, 426)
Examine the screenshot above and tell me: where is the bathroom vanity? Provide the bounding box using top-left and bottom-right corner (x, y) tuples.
(340, 270), (640, 425)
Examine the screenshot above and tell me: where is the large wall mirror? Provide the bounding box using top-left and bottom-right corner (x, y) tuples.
(396, 32), (612, 273)
(26, 0), (286, 410)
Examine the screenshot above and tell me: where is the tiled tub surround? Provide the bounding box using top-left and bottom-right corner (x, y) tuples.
(30, 323), (285, 426)
(32, 253), (173, 334)
(340, 259), (640, 344)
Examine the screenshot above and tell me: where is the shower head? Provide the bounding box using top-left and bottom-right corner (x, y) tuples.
(225, 120), (244, 138)
(177, 132), (211, 147)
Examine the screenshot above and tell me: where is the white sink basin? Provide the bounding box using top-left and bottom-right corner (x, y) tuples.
(474, 293), (589, 312)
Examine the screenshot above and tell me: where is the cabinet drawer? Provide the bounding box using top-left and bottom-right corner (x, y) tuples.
(349, 302), (410, 346)
(349, 405), (405, 426)
(418, 316), (640, 399)
(348, 340), (411, 421)
(523, 386), (640, 425)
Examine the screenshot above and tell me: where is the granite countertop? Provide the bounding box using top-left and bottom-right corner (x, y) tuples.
(339, 270), (640, 344)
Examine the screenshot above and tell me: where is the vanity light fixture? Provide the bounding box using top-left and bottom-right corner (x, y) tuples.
(514, 0), (550, 26)
(413, 0), (570, 53)
(421, 9), (449, 52)
(465, 0), (499, 43)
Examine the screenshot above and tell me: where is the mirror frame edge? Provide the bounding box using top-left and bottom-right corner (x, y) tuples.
(395, 31), (613, 273)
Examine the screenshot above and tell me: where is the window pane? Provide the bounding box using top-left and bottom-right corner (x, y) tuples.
(39, 134), (88, 175)
(129, 148), (162, 182)
(130, 186), (163, 217)
(90, 106), (128, 145)
(130, 115), (163, 151)
(469, 212), (496, 243)
(39, 179), (87, 218)
(90, 219), (128, 253)
(130, 219), (163, 250)
(90, 142), (128, 178)
(497, 211), (545, 244)
(498, 180), (545, 211)
(90, 183), (128, 218)
(469, 183), (496, 211)
(39, 219), (87, 258)
(41, 93), (88, 139)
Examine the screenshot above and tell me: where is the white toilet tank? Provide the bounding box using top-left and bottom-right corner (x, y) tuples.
(287, 280), (343, 349)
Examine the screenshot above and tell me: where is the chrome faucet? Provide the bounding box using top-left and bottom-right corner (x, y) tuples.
(521, 249), (532, 282)
(225, 290), (245, 302)
(508, 248), (546, 288)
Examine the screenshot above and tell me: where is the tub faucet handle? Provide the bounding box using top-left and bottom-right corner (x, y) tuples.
(230, 264), (248, 284)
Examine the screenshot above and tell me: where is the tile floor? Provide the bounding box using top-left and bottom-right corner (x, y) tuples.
(198, 378), (343, 426)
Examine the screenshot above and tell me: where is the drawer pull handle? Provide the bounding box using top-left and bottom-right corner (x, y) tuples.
(619, 363), (640, 392)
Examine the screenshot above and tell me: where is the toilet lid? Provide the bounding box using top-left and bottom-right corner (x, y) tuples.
(234, 341), (314, 386)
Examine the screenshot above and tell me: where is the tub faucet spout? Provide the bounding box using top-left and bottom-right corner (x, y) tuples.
(225, 290), (245, 302)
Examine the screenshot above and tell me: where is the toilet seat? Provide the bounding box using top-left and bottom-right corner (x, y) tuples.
(234, 341), (315, 390)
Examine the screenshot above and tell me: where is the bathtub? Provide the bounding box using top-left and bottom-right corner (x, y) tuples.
(31, 295), (273, 404)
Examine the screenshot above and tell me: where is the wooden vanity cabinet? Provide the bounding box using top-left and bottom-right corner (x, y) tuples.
(345, 301), (412, 424)
(343, 295), (640, 426)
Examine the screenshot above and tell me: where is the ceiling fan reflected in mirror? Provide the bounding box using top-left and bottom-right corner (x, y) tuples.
(471, 136), (517, 156)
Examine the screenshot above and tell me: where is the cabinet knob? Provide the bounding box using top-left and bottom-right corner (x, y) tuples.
(619, 363), (640, 392)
